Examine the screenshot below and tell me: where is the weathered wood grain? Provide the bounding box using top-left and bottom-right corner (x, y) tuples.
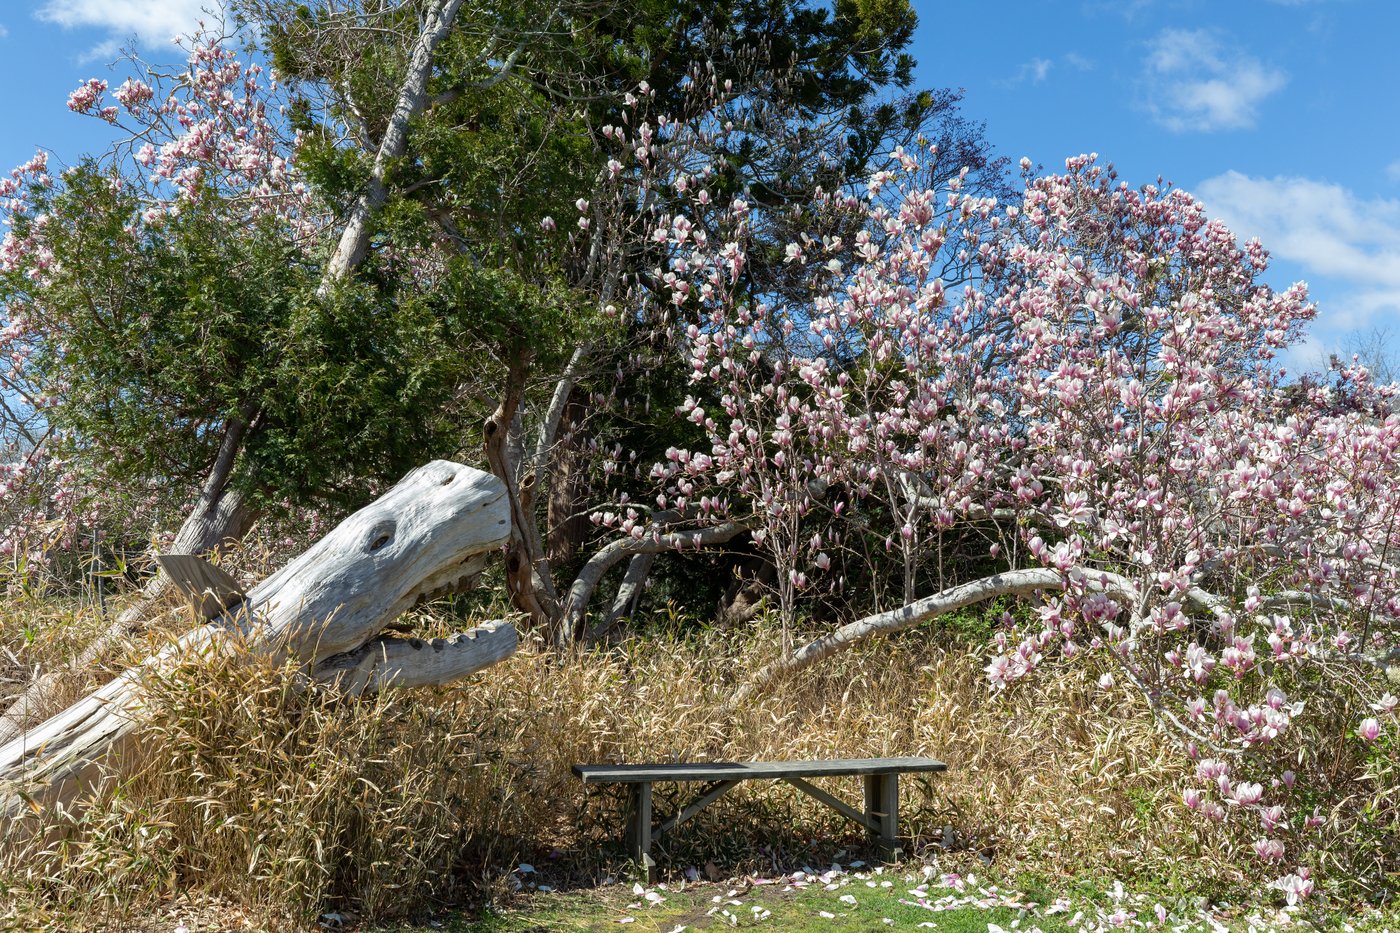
(0, 460), (513, 825)
(573, 756), (947, 784)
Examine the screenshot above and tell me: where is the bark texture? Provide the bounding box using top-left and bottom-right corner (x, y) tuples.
(0, 460), (513, 825)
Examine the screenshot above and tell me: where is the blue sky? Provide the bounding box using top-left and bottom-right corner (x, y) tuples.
(912, 0), (1400, 371)
(1, 0), (1396, 373)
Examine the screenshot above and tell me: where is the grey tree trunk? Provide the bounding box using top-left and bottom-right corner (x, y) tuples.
(319, 0), (466, 290)
(0, 461), (514, 826)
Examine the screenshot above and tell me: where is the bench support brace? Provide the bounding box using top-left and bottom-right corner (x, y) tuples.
(783, 777), (879, 833)
(655, 780), (740, 840)
(613, 769), (910, 880)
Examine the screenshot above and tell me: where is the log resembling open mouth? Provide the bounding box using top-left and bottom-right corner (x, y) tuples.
(0, 461), (519, 827)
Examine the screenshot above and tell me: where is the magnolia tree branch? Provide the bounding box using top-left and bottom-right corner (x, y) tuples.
(530, 341), (594, 485)
(563, 520), (752, 646)
(727, 567), (1140, 707)
(600, 553), (656, 630)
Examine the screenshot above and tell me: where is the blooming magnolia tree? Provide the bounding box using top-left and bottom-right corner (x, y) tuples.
(619, 143), (1400, 892)
(1, 12), (1395, 895)
(0, 34), (319, 558)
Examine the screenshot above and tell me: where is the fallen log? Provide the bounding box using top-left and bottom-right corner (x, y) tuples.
(0, 460), (514, 824)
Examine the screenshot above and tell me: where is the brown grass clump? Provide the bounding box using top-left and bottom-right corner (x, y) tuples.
(0, 595), (1247, 930)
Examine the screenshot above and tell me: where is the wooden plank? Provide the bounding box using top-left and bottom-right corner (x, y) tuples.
(784, 776), (879, 833)
(573, 756), (946, 784)
(654, 780), (740, 840)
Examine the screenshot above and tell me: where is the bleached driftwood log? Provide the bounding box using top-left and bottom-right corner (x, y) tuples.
(0, 460), (514, 824)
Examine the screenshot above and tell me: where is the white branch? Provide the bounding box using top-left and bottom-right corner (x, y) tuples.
(311, 621), (518, 694)
(730, 567), (1139, 705)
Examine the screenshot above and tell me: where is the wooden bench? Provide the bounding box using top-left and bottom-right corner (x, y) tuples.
(573, 757), (947, 880)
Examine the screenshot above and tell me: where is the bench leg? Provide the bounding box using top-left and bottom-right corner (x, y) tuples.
(863, 773), (900, 861)
(624, 782), (655, 882)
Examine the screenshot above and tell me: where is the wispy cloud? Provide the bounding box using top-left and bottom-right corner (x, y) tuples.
(1024, 57), (1053, 84)
(1388, 159), (1400, 183)
(1002, 53), (1094, 88)
(1082, 0), (1155, 20)
(0, 24), (8, 39)
(1195, 171), (1400, 330)
(1142, 29), (1286, 132)
(35, 0), (214, 57)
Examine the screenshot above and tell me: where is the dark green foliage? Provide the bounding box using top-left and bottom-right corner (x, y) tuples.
(6, 163), (473, 520)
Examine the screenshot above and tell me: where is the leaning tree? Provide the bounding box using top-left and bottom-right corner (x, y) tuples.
(0, 28), (493, 741)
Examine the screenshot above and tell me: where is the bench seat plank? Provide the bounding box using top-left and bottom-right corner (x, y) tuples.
(573, 756), (946, 784)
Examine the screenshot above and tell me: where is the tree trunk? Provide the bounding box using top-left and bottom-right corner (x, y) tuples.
(545, 395), (592, 566)
(319, 0), (466, 291)
(719, 553), (776, 626)
(0, 460), (514, 825)
(484, 350), (560, 634)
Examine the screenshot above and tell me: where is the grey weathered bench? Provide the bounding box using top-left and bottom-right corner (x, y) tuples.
(573, 756), (947, 879)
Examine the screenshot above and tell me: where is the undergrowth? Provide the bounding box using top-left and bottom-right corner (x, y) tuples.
(0, 575), (1394, 929)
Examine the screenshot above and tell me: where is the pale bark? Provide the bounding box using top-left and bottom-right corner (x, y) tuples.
(728, 568), (1140, 706)
(0, 461), (512, 824)
(564, 520), (750, 646)
(605, 553), (655, 620)
(310, 622), (518, 695)
(318, 0), (466, 291)
(531, 343), (592, 484)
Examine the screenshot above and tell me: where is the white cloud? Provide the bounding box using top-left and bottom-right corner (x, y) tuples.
(1195, 171), (1400, 329)
(0, 24), (8, 39)
(1142, 29), (1286, 132)
(1082, 0), (1155, 19)
(1388, 159), (1400, 183)
(35, 0), (214, 54)
(1003, 54), (1093, 88)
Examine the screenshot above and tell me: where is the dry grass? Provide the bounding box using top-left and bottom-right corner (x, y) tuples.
(0, 591), (1246, 930)
(1, 540), (1394, 929)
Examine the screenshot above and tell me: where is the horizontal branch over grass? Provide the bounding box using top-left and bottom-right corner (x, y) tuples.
(730, 567), (1139, 705)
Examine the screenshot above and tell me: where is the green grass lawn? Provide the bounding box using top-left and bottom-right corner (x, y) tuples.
(372, 867), (1384, 933)
(433, 879), (1067, 933)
